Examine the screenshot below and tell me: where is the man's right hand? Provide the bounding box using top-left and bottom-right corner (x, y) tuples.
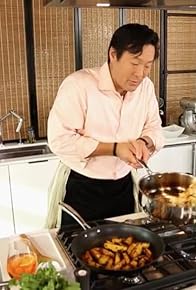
(115, 140), (151, 169)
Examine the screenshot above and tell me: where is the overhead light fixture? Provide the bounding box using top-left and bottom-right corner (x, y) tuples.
(96, 2), (110, 7)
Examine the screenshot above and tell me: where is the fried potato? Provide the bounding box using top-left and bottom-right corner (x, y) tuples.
(143, 247), (152, 258)
(98, 255), (110, 265)
(130, 260), (138, 268)
(90, 248), (102, 260)
(104, 241), (127, 252)
(130, 243), (143, 258)
(112, 238), (123, 244)
(122, 252), (130, 264)
(124, 236), (133, 245)
(114, 252), (121, 265)
(127, 242), (137, 255)
(81, 236), (153, 271)
(113, 259), (126, 270)
(102, 248), (114, 257)
(105, 257), (114, 270)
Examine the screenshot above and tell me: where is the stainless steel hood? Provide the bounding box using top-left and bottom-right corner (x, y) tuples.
(44, 0), (196, 10)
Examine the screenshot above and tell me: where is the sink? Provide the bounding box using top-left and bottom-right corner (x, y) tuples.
(0, 144), (52, 160)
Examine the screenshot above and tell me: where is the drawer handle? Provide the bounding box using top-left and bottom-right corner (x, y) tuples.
(28, 159), (49, 164)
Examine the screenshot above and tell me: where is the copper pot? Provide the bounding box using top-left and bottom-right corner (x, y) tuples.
(138, 172), (196, 223)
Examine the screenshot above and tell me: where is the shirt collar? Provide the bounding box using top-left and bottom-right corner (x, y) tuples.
(98, 62), (142, 99)
(98, 62), (117, 92)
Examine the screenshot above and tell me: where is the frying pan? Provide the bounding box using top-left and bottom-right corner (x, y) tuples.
(59, 201), (164, 275)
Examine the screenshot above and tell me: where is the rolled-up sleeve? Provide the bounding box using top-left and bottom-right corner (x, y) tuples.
(47, 77), (99, 169)
(141, 84), (165, 152)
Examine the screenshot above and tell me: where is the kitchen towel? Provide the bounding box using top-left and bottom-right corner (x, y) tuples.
(45, 161), (70, 229)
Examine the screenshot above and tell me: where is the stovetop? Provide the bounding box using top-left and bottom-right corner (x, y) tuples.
(56, 218), (196, 290)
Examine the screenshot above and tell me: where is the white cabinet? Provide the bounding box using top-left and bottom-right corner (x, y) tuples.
(137, 144), (193, 179)
(148, 144), (193, 174)
(0, 165), (14, 237)
(9, 158), (59, 234)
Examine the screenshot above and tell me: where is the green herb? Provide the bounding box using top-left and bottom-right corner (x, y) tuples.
(9, 263), (80, 290)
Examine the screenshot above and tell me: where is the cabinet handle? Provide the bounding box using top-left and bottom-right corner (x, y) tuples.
(28, 159), (49, 164)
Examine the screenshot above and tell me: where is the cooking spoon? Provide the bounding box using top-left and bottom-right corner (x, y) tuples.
(19, 233), (58, 264)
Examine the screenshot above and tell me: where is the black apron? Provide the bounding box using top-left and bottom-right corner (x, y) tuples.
(61, 170), (135, 226)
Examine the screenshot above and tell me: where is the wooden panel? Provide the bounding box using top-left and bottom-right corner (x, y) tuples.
(81, 8), (119, 67)
(32, 0), (75, 137)
(0, 0), (30, 141)
(168, 16), (196, 70)
(166, 73), (196, 125)
(124, 9), (160, 97)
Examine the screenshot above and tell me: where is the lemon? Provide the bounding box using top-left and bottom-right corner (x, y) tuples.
(19, 254), (36, 267)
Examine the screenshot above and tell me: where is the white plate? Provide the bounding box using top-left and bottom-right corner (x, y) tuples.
(165, 134), (189, 142)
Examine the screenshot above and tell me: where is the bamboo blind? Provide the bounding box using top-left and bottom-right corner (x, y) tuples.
(32, 0), (75, 138)
(166, 73), (196, 124)
(167, 16), (196, 71)
(81, 8), (119, 67)
(124, 9), (160, 98)
(166, 12), (196, 125)
(0, 0), (30, 141)
(1, 3), (196, 140)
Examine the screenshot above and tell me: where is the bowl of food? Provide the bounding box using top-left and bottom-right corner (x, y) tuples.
(162, 124), (185, 139)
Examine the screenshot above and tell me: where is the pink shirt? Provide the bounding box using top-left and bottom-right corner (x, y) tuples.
(48, 62), (164, 179)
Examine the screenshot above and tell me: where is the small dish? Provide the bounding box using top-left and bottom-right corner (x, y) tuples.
(162, 124), (185, 139)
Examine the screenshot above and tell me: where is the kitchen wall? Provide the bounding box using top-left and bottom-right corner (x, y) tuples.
(0, 0), (196, 142)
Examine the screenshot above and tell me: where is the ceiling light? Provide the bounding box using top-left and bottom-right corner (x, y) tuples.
(96, 3), (110, 7)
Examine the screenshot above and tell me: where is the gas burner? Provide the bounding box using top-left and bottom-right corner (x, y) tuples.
(171, 237), (196, 261)
(119, 274), (145, 285)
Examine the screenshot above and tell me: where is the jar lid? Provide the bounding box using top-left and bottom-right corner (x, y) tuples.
(180, 97), (196, 111)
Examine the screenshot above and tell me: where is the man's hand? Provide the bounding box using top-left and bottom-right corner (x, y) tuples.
(115, 140), (151, 169)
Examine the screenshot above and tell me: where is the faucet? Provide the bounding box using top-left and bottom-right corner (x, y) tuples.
(0, 112), (11, 146)
(0, 110), (24, 145)
(10, 110), (24, 144)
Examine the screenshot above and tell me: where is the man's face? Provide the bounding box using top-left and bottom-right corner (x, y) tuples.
(109, 45), (155, 95)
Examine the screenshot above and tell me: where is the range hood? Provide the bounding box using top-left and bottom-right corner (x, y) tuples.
(43, 0), (196, 10)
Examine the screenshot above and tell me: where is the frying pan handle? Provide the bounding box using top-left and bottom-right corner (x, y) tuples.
(59, 201), (91, 230)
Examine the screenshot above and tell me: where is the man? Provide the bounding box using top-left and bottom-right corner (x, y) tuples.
(48, 23), (164, 225)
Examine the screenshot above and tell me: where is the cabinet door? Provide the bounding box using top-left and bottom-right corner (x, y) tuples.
(137, 144), (193, 179)
(9, 158), (59, 233)
(0, 165), (14, 237)
(148, 144), (193, 174)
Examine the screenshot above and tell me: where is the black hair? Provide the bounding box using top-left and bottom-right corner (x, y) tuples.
(108, 23), (159, 63)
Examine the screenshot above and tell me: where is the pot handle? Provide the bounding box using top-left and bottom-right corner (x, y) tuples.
(59, 201), (91, 230)
(138, 190), (149, 215)
(137, 159), (153, 175)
